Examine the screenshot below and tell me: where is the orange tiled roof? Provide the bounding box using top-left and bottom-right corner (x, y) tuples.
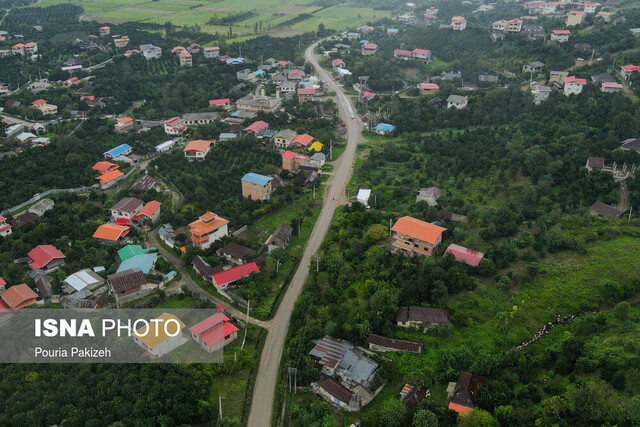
(183, 139), (214, 153)
(93, 223), (130, 241)
(137, 201), (161, 217)
(291, 134), (314, 146)
(1, 284), (38, 309)
(189, 212), (229, 236)
(392, 216), (447, 244)
(118, 117), (133, 124)
(96, 170), (124, 184)
(92, 161), (119, 172)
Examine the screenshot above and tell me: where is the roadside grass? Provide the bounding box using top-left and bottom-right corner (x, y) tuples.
(239, 181), (326, 319)
(155, 295), (206, 308)
(208, 325), (267, 422)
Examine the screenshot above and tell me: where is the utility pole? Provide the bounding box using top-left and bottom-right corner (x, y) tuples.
(389, 218), (392, 235)
(241, 300), (250, 349)
(218, 395), (225, 420)
(629, 206), (633, 222)
(330, 139), (333, 160)
(316, 256), (319, 272)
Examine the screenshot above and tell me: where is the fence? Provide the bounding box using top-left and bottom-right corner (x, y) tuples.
(232, 225), (248, 237)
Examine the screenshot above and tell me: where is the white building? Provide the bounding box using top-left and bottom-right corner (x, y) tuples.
(446, 95), (468, 109)
(133, 313), (187, 358)
(0, 215), (12, 237)
(564, 76), (586, 96)
(140, 44), (162, 60)
(164, 117), (187, 135)
(203, 46), (220, 58)
(357, 188), (371, 207)
(532, 85), (552, 104)
(452, 17), (467, 31)
(156, 140), (176, 153)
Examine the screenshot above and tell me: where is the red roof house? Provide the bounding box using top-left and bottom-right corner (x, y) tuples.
(210, 262), (259, 289)
(27, 245), (66, 270)
(393, 49), (413, 58)
(189, 313), (239, 353)
(244, 120), (269, 134)
(209, 98), (231, 107)
(444, 244), (485, 267)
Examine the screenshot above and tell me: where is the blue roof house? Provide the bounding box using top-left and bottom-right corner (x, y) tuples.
(373, 123), (396, 135)
(116, 253), (157, 275)
(104, 143), (132, 159)
(241, 173), (274, 201)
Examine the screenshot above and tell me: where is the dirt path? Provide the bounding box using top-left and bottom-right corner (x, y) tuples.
(246, 39), (362, 427)
(148, 229), (271, 329)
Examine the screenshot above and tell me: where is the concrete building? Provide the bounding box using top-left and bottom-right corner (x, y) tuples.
(189, 212), (229, 250)
(241, 173), (274, 200)
(391, 216), (447, 257)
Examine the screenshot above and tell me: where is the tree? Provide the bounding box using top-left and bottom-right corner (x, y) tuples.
(318, 23), (326, 33)
(378, 398), (405, 427)
(458, 409), (498, 427)
(413, 409), (439, 427)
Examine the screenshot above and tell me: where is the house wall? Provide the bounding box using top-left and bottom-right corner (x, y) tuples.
(564, 83), (583, 96)
(274, 137), (291, 147)
(184, 149), (209, 161)
(392, 232), (440, 256)
(242, 181), (272, 200)
(192, 223), (228, 250)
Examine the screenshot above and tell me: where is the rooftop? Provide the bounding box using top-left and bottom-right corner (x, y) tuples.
(27, 245), (65, 269)
(392, 216), (447, 244)
(242, 172), (273, 186)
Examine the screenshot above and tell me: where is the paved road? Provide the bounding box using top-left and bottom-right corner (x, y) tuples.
(147, 230), (271, 329)
(247, 39), (361, 427)
(0, 113), (48, 129)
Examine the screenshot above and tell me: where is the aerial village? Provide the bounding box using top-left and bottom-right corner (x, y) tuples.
(0, 0), (640, 424)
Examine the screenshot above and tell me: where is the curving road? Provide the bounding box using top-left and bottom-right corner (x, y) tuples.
(247, 39), (361, 427)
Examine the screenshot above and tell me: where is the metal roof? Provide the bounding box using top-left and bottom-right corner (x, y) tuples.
(242, 172), (273, 186)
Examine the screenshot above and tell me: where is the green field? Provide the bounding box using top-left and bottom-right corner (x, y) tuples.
(35, 0), (391, 39)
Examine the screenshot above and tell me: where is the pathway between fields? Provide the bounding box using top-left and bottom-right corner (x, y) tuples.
(246, 39), (361, 427)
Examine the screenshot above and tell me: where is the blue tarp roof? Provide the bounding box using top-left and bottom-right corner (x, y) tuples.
(242, 172), (273, 186)
(231, 110), (242, 117)
(374, 123), (396, 132)
(255, 69), (265, 75)
(387, 28), (399, 32)
(116, 253), (157, 275)
(104, 143), (132, 157)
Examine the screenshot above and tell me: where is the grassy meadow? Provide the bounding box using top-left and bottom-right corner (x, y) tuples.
(34, 0), (391, 40)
